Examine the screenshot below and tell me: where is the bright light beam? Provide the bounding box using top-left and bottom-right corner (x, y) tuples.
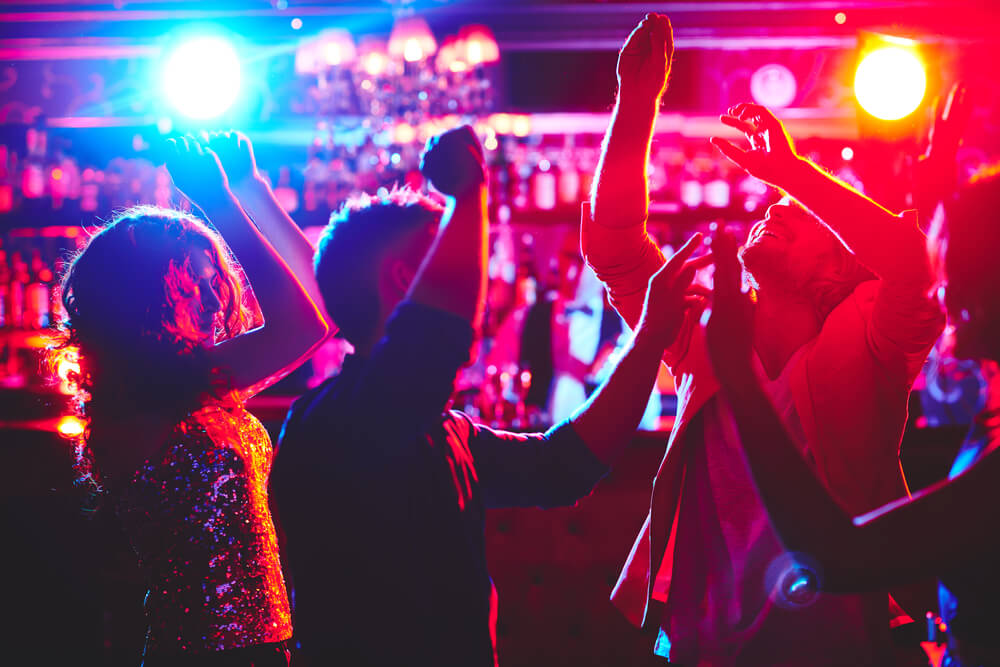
(163, 36), (242, 120)
(854, 46), (926, 121)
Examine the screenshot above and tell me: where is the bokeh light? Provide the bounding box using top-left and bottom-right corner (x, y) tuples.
(56, 415), (86, 439)
(750, 64), (797, 109)
(854, 46), (926, 120)
(162, 36), (242, 120)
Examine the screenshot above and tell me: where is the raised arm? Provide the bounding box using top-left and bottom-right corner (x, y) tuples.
(591, 13), (673, 229)
(206, 131), (334, 331)
(583, 14), (679, 331)
(408, 125), (488, 328)
(337, 126), (488, 450)
(571, 233), (706, 463)
(706, 231), (1000, 593)
(165, 137), (328, 397)
(470, 234), (708, 508)
(915, 82), (971, 222)
(711, 103), (931, 287)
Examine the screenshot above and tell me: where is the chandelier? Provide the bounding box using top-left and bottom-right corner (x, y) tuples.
(294, 15), (501, 132)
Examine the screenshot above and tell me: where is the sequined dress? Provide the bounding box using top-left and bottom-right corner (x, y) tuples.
(117, 396), (292, 656)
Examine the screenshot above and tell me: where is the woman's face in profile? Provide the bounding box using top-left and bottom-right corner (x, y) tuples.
(187, 249), (223, 346)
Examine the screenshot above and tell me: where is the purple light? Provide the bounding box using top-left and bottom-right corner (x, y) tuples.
(750, 64), (797, 109)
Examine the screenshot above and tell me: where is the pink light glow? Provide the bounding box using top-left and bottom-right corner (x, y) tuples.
(389, 16), (437, 63)
(459, 25), (499, 66)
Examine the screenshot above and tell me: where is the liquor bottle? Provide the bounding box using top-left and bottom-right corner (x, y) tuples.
(21, 127), (46, 200)
(50, 255), (67, 328)
(512, 143), (531, 212)
(81, 168), (100, 212)
(531, 150), (556, 211)
(0, 145), (13, 214)
(0, 249), (9, 329)
(26, 248), (52, 329)
(577, 144), (597, 206)
(556, 138), (581, 207)
(8, 251), (26, 329)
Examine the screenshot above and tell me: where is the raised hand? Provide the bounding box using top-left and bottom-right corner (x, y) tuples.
(639, 232), (712, 349)
(711, 103), (799, 187)
(705, 230), (755, 384)
(617, 13), (673, 105)
(419, 125), (487, 197)
(165, 135), (229, 209)
(917, 82), (971, 207)
(205, 130), (260, 188)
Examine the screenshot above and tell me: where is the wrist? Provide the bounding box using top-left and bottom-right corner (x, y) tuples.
(635, 314), (673, 347)
(616, 89), (660, 116)
(198, 188), (241, 218)
(780, 156), (817, 192)
(228, 173), (269, 197)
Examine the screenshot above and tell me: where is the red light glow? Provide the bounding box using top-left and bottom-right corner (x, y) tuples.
(57, 415), (86, 439)
(855, 45), (926, 120)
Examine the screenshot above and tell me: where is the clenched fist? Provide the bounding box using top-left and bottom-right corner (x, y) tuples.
(205, 130), (260, 187)
(419, 125), (487, 197)
(164, 135), (229, 209)
(617, 13), (674, 105)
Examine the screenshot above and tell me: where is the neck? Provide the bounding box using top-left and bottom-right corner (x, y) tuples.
(752, 289), (821, 380)
(353, 309), (392, 358)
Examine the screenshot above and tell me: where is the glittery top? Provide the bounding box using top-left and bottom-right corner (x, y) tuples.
(117, 396), (292, 655)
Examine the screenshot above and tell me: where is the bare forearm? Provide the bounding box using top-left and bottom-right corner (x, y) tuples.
(229, 177), (332, 327)
(407, 185), (488, 329)
(591, 96), (658, 229)
(200, 192), (326, 339)
(570, 324), (663, 465)
(781, 157), (931, 286)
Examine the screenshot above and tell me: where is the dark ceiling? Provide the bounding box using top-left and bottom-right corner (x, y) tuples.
(0, 1), (996, 48)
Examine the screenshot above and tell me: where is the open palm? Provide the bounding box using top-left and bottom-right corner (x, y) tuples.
(710, 103), (799, 186)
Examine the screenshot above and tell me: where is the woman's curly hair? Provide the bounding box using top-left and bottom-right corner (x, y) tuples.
(56, 205), (250, 496)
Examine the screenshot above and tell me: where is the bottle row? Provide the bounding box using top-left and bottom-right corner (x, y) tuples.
(0, 125), (863, 226)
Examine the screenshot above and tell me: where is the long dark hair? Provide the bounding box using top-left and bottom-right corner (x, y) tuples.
(57, 205), (250, 495)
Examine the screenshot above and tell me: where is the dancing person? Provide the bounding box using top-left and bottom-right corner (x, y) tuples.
(584, 13), (944, 665)
(60, 135), (328, 666)
(705, 165), (1000, 667)
(270, 125), (704, 667)
(705, 94), (996, 666)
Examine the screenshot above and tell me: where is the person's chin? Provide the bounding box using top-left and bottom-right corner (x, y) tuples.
(739, 243), (780, 279)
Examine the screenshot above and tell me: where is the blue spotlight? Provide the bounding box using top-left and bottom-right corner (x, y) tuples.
(162, 36), (242, 120)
